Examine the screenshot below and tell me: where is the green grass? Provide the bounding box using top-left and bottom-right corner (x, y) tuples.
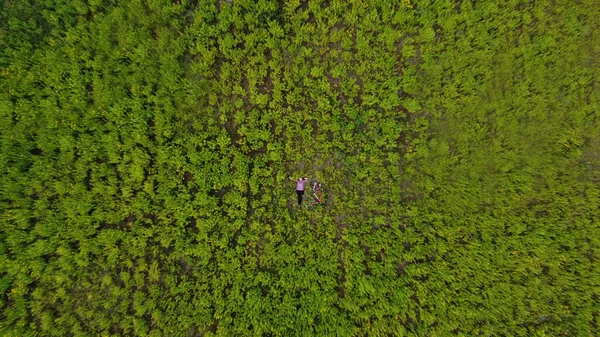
(1, 0), (599, 336)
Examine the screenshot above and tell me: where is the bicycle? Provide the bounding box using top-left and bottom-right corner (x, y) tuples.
(307, 181), (324, 208)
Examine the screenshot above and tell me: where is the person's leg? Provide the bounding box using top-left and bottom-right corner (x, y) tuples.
(297, 190), (304, 205)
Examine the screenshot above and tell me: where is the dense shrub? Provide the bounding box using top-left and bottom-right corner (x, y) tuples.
(1, 0), (598, 335)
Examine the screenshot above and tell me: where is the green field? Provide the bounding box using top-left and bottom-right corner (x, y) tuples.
(1, 0), (599, 335)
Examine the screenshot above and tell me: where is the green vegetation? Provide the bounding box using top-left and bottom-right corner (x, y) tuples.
(1, 0), (599, 335)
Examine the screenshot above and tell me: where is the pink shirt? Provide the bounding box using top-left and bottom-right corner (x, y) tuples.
(296, 178), (308, 190)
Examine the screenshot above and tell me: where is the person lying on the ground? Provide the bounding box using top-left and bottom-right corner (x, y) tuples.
(289, 177), (308, 206)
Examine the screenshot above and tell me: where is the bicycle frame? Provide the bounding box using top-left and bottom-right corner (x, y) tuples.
(309, 182), (324, 206)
